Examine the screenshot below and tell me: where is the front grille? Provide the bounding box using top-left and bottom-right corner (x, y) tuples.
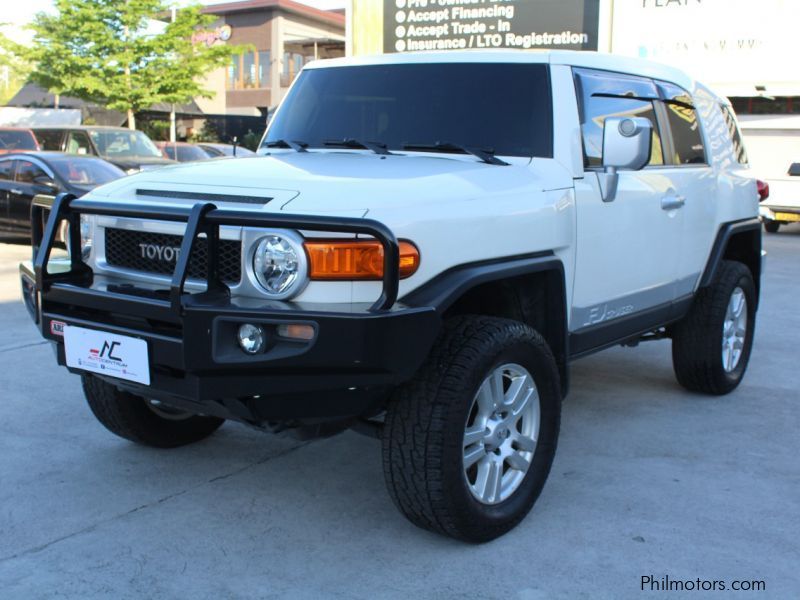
(104, 228), (242, 283)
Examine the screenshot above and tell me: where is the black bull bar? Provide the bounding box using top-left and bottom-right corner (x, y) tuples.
(31, 192), (402, 316)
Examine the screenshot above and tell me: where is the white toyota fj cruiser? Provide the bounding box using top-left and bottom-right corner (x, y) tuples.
(21, 51), (762, 542)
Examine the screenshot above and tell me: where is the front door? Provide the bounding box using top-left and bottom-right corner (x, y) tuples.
(571, 68), (683, 335)
(9, 159), (56, 232)
(0, 159), (16, 229)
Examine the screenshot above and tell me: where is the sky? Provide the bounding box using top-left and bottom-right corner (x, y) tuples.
(2, 0), (347, 42)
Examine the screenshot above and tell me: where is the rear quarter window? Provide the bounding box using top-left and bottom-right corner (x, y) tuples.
(720, 104), (748, 164)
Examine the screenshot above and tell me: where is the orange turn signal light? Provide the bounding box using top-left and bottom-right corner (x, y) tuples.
(304, 239), (420, 280)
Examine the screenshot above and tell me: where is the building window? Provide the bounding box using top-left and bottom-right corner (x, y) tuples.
(227, 51), (270, 90)
(282, 52), (309, 87)
(258, 51), (270, 88)
(228, 56), (240, 90)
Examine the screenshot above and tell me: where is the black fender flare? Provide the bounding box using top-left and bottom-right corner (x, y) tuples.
(700, 218), (762, 305)
(401, 252), (569, 393)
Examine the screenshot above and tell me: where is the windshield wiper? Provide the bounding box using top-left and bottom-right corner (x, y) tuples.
(263, 139), (309, 153)
(402, 142), (509, 166)
(323, 138), (393, 156)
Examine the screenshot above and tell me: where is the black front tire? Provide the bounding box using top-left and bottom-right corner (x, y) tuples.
(82, 375), (224, 448)
(672, 261), (756, 395)
(381, 316), (561, 543)
(763, 220), (780, 234)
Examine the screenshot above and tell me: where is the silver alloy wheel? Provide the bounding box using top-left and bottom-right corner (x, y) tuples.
(463, 363), (540, 505)
(722, 287), (748, 373)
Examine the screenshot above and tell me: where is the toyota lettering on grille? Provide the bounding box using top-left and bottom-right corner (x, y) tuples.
(139, 243), (182, 263)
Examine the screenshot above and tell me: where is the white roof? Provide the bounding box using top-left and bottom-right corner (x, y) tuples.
(306, 50), (700, 96)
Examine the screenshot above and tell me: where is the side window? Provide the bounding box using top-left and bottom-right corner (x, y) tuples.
(163, 146), (176, 160)
(0, 160), (13, 181)
(15, 160), (50, 185)
(66, 131), (92, 155)
(34, 130), (64, 151)
(574, 68), (665, 168)
(720, 104), (748, 164)
(657, 82), (707, 165)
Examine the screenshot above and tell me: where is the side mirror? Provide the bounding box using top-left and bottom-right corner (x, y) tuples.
(598, 117), (653, 202)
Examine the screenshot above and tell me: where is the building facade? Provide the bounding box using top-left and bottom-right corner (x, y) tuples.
(197, 0), (345, 117)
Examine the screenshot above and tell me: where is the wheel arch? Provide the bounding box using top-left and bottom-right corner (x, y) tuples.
(700, 218), (762, 306)
(401, 254), (569, 395)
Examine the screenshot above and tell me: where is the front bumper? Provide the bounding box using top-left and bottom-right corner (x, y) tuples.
(22, 195), (440, 426)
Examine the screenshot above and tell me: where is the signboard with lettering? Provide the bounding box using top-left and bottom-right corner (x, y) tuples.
(192, 24), (232, 48)
(612, 0), (800, 96)
(383, 0), (600, 54)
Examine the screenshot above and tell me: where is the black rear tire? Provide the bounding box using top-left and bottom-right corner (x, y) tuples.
(763, 220), (780, 234)
(381, 316), (561, 543)
(82, 375), (224, 448)
(672, 261), (756, 395)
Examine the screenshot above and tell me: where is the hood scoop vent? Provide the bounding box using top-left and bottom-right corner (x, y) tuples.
(136, 189), (272, 205)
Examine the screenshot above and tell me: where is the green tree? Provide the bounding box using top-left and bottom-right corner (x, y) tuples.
(0, 28), (30, 104)
(3, 1), (246, 129)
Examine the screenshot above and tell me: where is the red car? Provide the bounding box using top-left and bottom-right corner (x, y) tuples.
(0, 128), (40, 154)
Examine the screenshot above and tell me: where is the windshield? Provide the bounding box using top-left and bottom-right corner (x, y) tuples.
(51, 156), (125, 187)
(0, 130), (38, 151)
(263, 63), (553, 158)
(89, 130), (162, 159)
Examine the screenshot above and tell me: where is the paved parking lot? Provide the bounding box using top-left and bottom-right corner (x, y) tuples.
(0, 230), (798, 599)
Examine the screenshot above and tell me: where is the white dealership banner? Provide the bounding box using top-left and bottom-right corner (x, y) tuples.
(611, 0), (800, 97)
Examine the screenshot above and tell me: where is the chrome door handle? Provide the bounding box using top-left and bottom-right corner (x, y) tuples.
(661, 194), (685, 210)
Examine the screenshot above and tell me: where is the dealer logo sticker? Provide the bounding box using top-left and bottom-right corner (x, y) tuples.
(95, 341), (122, 361)
(50, 320), (66, 336)
(64, 325), (150, 385)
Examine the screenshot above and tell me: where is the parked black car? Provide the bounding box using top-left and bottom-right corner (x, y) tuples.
(0, 152), (124, 240)
(30, 126), (175, 172)
(197, 143), (255, 158)
(155, 141), (212, 162)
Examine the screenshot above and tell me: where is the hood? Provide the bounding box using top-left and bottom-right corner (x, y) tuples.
(105, 156), (176, 172)
(87, 152), (556, 216)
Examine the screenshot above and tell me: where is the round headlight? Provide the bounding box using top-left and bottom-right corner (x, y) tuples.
(252, 234), (307, 298)
(79, 215), (93, 261)
(63, 215), (93, 262)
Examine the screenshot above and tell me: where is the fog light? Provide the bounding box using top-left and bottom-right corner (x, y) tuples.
(237, 323), (265, 354)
